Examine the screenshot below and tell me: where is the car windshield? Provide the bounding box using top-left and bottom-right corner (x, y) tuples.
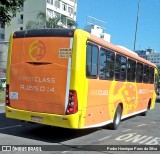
(0, 79), (6, 83)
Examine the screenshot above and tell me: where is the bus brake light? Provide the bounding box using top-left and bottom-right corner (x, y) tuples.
(5, 84), (10, 106)
(65, 90), (78, 115)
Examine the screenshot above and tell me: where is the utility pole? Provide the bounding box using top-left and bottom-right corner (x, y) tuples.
(134, 0), (141, 51)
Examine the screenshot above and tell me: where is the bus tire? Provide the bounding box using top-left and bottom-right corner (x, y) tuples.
(110, 105), (122, 130)
(141, 110), (148, 116)
(141, 101), (151, 116)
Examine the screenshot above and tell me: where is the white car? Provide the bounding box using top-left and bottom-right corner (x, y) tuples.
(0, 78), (6, 90)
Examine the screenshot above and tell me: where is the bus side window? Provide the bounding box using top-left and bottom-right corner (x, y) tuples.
(86, 43), (98, 78)
(143, 65), (149, 83)
(120, 56), (127, 81)
(149, 67), (154, 84)
(115, 54), (121, 80)
(127, 59), (136, 82)
(99, 48), (115, 80)
(115, 54), (127, 81)
(136, 62), (143, 83)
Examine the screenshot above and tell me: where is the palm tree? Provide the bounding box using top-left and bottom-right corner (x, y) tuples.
(25, 11), (60, 29)
(47, 16), (61, 28)
(67, 20), (77, 28)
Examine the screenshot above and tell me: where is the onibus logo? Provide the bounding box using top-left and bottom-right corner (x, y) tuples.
(29, 40), (46, 61)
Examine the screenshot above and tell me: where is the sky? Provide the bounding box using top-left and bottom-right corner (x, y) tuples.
(76, 0), (160, 52)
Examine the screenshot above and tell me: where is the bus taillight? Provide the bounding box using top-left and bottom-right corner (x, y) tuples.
(5, 84), (10, 106)
(65, 90), (78, 115)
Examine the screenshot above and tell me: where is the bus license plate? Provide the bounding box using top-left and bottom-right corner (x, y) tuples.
(31, 116), (43, 123)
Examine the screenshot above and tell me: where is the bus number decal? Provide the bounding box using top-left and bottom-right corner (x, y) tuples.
(138, 89), (152, 94)
(90, 90), (109, 96)
(59, 48), (72, 58)
(19, 76), (56, 93)
(20, 85), (55, 93)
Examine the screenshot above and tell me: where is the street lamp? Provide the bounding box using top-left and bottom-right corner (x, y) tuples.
(134, 0), (141, 51)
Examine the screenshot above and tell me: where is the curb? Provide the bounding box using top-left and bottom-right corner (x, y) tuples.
(0, 104), (5, 107)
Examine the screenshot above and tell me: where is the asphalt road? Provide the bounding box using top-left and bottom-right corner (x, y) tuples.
(0, 98), (160, 154)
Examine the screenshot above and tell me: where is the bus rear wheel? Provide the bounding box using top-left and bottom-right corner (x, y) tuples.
(141, 109), (148, 116)
(141, 102), (150, 116)
(110, 105), (122, 130)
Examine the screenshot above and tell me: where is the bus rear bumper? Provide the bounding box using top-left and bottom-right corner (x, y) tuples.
(5, 106), (81, 129)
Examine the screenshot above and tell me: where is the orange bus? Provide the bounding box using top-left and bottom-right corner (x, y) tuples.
(5, 28), (158, 129)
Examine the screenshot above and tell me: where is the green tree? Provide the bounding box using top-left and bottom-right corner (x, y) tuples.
(67, 19), (77, 28)
(25, 11), (61, 29)
(157, 66), (160, 82)
(0, 0), (25, 24)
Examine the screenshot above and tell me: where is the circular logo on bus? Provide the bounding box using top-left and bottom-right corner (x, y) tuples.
(29, 40), (46, 61)
(108, 81), (138, 118)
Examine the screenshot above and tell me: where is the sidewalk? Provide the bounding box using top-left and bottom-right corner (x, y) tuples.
(0, 90), (5, 107)
(0, 103), (5, 107)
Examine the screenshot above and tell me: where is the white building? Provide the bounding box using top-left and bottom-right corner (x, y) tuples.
(147, 52), (160, 67)
(85, 16), (111, 43)
(136, 49), (160, 66)
(5, 0), (78, 40)
(0, 41), (9, 78)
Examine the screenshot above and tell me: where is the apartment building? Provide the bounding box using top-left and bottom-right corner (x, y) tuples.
(136, 49), (160, 67)
(147, 52), (160, 67)
(135, 50), (148, 60)
(0, 41), (9, 78)
(5, 0), (78, 40)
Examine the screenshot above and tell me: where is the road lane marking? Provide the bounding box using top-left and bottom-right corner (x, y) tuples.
(61, 147), (80, 153)
(99, 135), (111, 141)
(115, 133), (160, 145)
(122, 129), (132, 132)
(137, 124), (147, 127)
(0, 125), (22, 130)
(151, 121), (156, 124)
(62, 150), (71, 153)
